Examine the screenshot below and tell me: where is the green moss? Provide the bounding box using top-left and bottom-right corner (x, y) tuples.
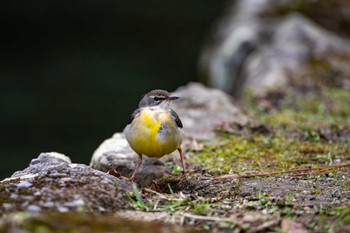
(189, 132), (349, 176)
(187, 86), (348, 175)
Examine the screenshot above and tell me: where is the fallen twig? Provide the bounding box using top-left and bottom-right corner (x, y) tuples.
(247, 219), (280, 233)
(183, 213), (233, 222)
(213, 162), (350, 180)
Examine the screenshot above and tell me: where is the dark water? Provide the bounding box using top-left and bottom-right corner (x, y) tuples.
(0, 1), (226, 178)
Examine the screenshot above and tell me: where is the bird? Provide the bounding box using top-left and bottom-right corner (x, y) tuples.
(123, 89), (186, 182)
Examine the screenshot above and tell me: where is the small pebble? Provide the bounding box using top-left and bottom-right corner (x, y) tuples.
(57, 206), (69, 213)
(296, 210), (304, 216)
(333, 158), (341, 163)
(331, 191), (340, 199)
(21, 201), (29, 208)
(3, 203), (13, 210)
(21, 195), (34, 201)
(64, 199), (85, 207)
(60, 177), (73, 182)
(50, 172), (65, 177)
(27, 205), (41, 213)
(41, 202), (55, 208)
(58, 180), (66, 187)
(33, 191), (41, 196)
(9, 193), (18, 199)
(221, 204), (232, 211)
(16, 180), (32, 189)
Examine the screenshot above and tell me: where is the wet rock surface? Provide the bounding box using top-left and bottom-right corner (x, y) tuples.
(0, 152), (132, 216)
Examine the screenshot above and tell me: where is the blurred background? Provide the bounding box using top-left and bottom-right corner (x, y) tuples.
(0, 1), (227, 179)
(2, 0), (350, 180)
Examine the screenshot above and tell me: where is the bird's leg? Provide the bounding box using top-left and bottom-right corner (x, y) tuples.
(178, 147), (187, 177)
(127, 154), (143, 182)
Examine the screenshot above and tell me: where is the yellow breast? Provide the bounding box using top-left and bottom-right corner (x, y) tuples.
(124, 108), (182, 158)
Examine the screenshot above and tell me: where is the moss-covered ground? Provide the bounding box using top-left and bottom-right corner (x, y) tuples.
(191, 87), (350, 176)
(125, 86), (350, 233)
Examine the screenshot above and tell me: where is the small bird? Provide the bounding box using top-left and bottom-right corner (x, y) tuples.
(123, 89), (186, 181)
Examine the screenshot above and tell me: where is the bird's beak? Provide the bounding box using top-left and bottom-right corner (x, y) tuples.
(169, 96), (179, 101)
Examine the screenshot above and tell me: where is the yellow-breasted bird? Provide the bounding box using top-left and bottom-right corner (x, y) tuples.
(123, 89), (186, 181)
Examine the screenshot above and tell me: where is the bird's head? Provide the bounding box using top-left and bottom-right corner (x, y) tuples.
(138, 89), (179, 108)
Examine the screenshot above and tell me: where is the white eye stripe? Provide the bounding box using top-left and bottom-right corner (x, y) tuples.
(152, 95), (167, 101)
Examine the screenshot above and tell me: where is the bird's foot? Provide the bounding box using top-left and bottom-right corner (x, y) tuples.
(151, 180), (162, 193)
(178, 172), (189, 184)
(120, 175), (136, 183)
(107, 169), (135, 183)
(107, 169), (121, 178)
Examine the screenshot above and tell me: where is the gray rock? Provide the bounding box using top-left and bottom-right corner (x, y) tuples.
(57, 206), (69, 213)
(172, 82), (249, 141)
(2, 203), (13, 211)
(41, 202), (55, 208)
(244, 14), (350, 94)
(200, 0), (350, 97)
(11, 152), (71, 178)
(27, 205), (41, 213)
(90, 133), (167, 186)
(199, 0), (271, 97)
(0, 152), (132, 216)
(63, 198), (85, 208)
(16, 180), (33, 189)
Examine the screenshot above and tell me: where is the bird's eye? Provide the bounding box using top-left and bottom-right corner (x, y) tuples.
(154, 96), (166, 101)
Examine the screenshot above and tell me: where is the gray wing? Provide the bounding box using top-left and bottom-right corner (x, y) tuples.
(170, 109), (183, 128)
(128, 108), (141, 124)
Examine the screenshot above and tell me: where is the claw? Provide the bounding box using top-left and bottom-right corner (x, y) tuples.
(120, 175), (136, 183)
(107, 169), (121, 178)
